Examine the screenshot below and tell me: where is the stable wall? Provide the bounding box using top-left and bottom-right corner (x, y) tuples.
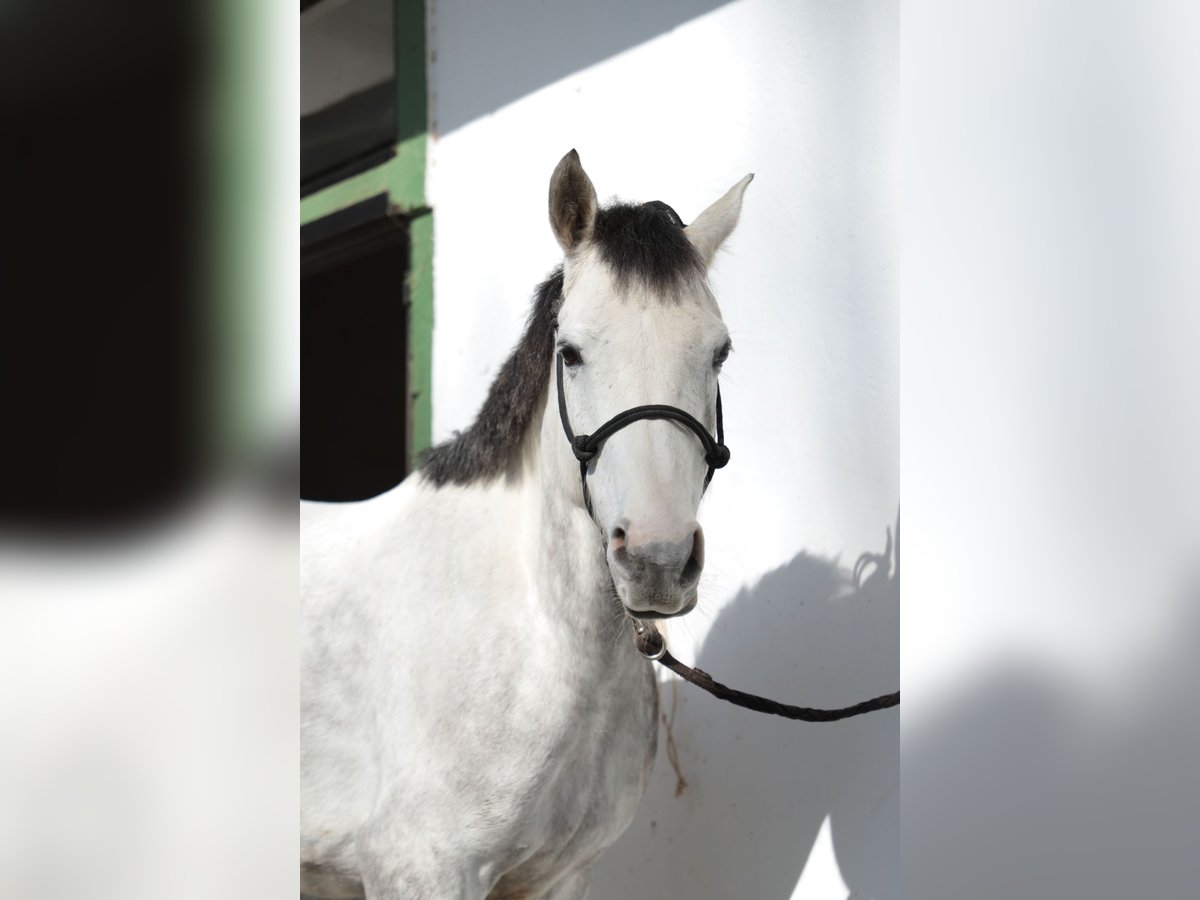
(426, 2), (899, 897)
(900, 3), (1200, 896)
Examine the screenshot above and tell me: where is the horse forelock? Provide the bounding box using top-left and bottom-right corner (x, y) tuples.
(420, 268), (564, 487)
(589, 200), (705, 296)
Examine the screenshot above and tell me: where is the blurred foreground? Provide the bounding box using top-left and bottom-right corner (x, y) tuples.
(1, 1), (297, 898)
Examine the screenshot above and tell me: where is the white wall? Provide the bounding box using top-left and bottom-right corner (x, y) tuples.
(901, 3), (1200, 896)
(428, 2), (899, 897)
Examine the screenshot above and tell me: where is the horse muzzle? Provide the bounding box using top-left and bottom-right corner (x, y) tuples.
(608, 522), (704, 618)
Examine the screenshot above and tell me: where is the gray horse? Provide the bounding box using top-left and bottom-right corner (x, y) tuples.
(301, 150), (752, 899)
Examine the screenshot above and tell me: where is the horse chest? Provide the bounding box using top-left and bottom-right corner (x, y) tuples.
(475, 652), (659, 892)
(304, 481), (665, 896)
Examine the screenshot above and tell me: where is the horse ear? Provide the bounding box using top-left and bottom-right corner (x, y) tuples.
(686, 173), (754, 267)
(549, 149), (598, 253)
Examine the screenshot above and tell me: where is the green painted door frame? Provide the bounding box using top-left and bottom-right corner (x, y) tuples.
(300, 0), (433, 471)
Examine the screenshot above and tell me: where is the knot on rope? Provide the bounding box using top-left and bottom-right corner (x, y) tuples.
(571, 435), (596, 463)
(707, 445), (731, 468)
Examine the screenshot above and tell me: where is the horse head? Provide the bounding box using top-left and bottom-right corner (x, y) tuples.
(547, 150), (752, 619)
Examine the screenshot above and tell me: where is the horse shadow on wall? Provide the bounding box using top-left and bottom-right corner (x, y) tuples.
(591, 522), (900, 900)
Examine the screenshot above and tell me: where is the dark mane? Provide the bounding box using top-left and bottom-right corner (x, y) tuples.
(420, 199), (700, 487)
(591, 200), (704, 292)
(420, 268), (563, 486)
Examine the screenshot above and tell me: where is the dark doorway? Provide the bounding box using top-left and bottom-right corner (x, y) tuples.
(0, 9), (201, 535)
(301, 202), (410, 501)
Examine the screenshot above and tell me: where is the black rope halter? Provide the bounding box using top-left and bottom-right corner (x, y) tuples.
(555, 352), (729, 519)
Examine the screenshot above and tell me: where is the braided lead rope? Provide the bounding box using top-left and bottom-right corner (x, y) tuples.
(633, 621), (899, 722)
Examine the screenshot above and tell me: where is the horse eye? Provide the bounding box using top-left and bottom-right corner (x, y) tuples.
(560, 346), (583, 368)
(713, 341), (732, 369)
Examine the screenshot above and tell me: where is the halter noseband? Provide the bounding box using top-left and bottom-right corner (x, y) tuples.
(555, 352), (730, 520)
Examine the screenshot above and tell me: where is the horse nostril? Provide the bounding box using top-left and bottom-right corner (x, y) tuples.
(609, 525), (629, 567)
(680, 527), (704, 589)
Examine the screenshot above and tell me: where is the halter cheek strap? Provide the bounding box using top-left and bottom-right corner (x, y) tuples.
(555, 352), (730, 519)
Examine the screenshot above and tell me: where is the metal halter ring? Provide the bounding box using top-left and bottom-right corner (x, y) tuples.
(632, 621), (667, 661)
